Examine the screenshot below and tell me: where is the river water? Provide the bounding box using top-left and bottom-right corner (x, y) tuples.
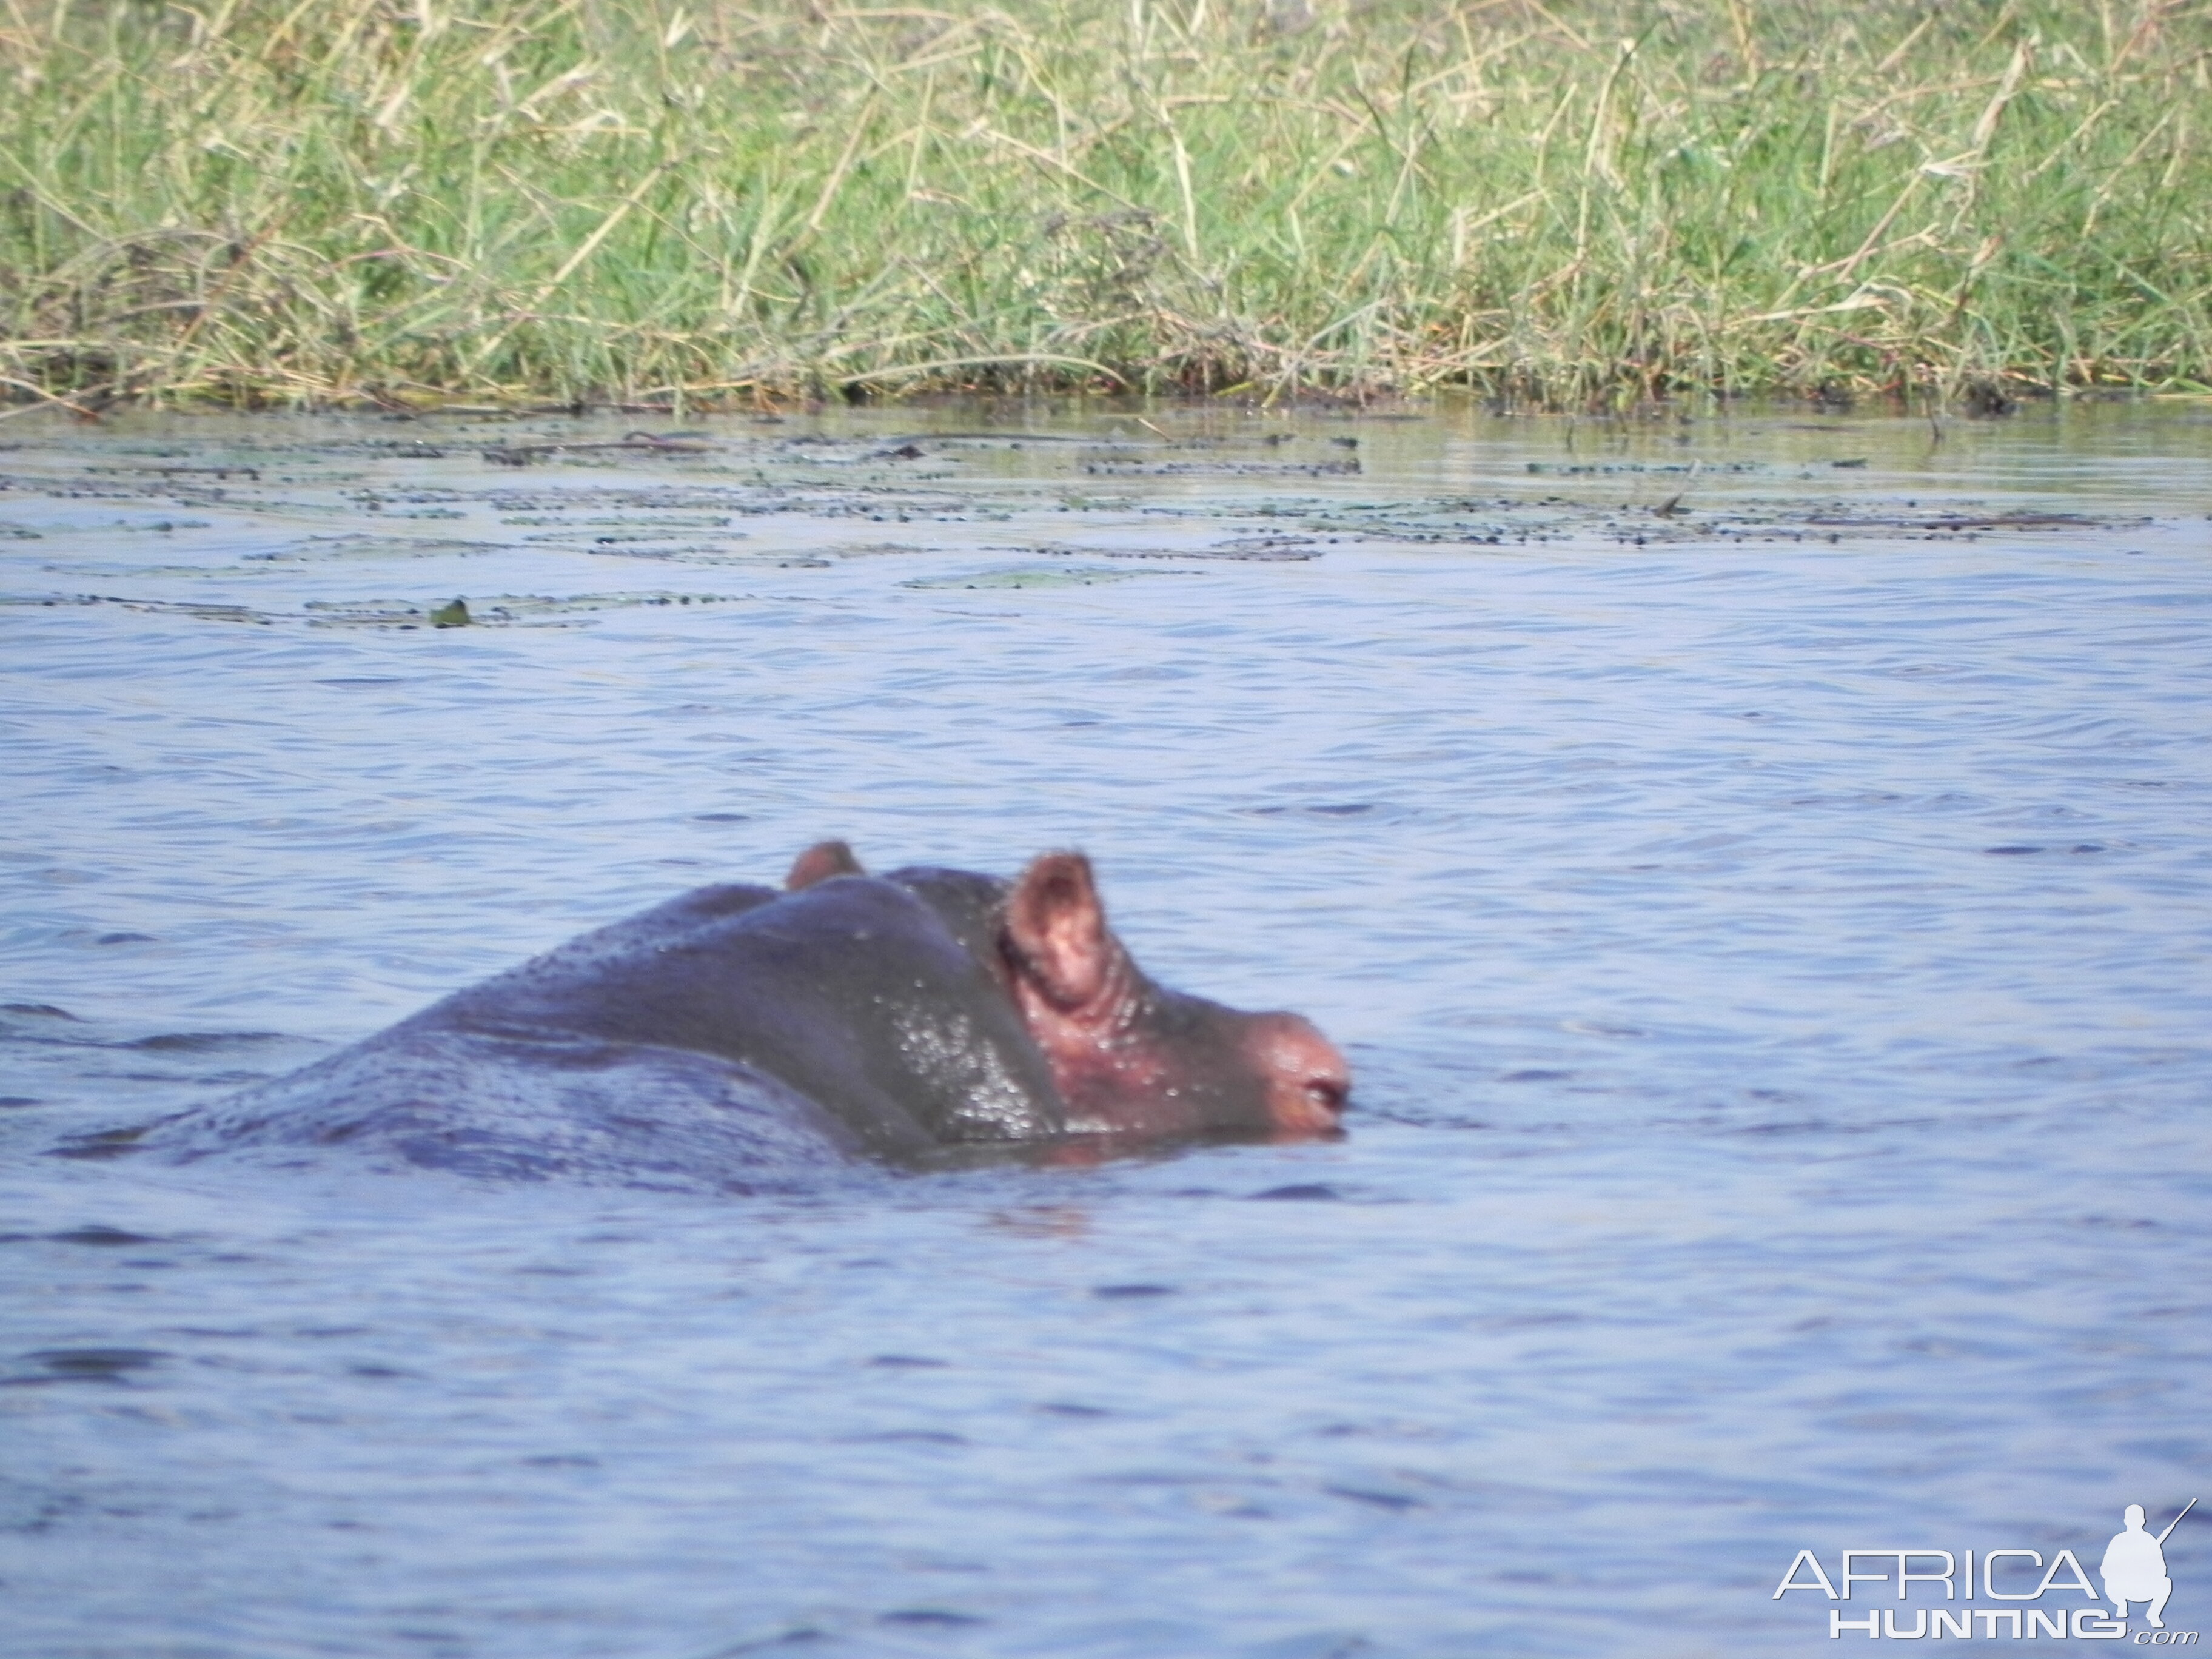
(2, 400), (2207, 1658)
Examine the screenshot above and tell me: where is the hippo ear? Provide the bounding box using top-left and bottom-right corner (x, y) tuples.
(786, 840), (865, 890)
(1004, 851), (1111, 1009)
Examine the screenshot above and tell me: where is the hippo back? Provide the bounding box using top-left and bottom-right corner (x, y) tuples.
(155, 874), (1070, 1179)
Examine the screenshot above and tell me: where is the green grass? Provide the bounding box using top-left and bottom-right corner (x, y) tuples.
(4, 0), (2210, 409)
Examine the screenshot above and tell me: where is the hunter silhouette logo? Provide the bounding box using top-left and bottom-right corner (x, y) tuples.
(2107, 1501), (2193, 1630)
(1774, 1500), (2198, 1641)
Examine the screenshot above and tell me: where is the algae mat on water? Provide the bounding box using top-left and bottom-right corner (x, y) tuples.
(3, 0), (2210, 409)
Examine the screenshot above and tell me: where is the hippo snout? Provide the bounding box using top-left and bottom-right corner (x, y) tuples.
(1244, 1011), (1352, 1136)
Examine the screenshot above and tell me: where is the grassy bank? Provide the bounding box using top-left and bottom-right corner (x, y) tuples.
(3, 0), (2209, 409)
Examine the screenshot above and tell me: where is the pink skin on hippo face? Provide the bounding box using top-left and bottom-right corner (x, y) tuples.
(792, 842), (1351, 1142)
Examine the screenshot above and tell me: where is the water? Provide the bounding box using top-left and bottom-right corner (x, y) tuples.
(2, 400), (2208, 1657)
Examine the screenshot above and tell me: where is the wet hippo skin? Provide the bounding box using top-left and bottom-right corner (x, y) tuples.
(155, 844), (1349, 1184)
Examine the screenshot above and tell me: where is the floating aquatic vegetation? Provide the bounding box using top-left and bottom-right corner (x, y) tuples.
(899, 566), (1171, 591)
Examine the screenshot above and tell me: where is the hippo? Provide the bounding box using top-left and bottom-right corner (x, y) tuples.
(150, 844), (1349, 1185)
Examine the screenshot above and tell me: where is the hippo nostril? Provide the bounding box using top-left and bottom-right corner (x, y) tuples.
(1304, 1076), (1348, 1116)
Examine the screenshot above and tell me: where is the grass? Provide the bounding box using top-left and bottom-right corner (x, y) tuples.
(2, 0), (2210, 410)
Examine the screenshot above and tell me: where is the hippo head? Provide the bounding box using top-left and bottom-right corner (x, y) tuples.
(789, 842), (1350, 1143)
